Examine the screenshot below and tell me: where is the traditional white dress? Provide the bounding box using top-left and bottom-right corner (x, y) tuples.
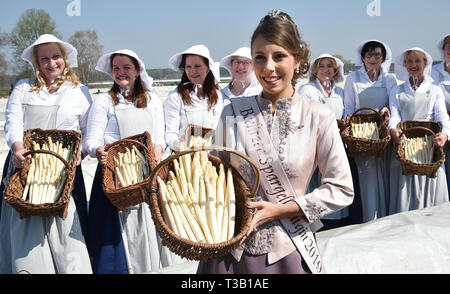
(343, 67), (397, 222)
(163, 88), (223, 150)
(198, 92), (354, 273)
(388, 80), (450, 213)
(432, 62), (450, 192)
(298, 80), (349, 220)
(85, 91), (185, 274)
(0, 79), (92, 274)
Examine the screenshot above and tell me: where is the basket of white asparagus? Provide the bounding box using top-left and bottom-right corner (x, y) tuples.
(396, 126), (445, 178)
(341, 107), (391, 158)
(4, 128), (81, 219)
(184, 124), (214, 148)
(147, 146), (259, 261)
(102, 131), (156, 212)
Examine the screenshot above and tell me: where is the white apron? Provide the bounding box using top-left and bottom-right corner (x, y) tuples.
(307, 83), (348, 219)
(0, 86), (92, 274)
(435, 70), (450, 193)
(113, 105), (185, 274)
(389, 83), (449, 214)
(353, 72), (390, 222)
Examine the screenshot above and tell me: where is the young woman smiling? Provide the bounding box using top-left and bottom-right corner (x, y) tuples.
(388, 48), (450, 214)
(197, 10), (353, 274)
(0, 34), (92, 274)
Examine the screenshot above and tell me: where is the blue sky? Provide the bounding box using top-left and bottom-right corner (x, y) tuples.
(0, 0), (449, 70)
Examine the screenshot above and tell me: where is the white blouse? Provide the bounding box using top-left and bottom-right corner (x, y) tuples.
(432, 62), (450, 84)
(388, 80), (450, 137)
(221, 81), (262, 100)
(163, 88), (223, 150)
(5, 78), (92, 153)
(343, 67), (397, 117)
(297, 80), (344, 103)
(84, 92), (165, 158)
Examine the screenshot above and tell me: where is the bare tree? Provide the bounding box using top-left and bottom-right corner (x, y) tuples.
(0, 31), (9, 87)
(69, 30), (103, 85)
(9, 9), (61, 77)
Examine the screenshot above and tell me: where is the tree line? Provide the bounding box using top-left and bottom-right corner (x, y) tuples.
(0, 8), (361, 93)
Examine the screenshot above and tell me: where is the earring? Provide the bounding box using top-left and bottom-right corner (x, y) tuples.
(295, 68), (300, 74)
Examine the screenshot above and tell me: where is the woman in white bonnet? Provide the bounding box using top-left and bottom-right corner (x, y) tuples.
(0, 34), (92, 273)
(220, 47), (262, 99)
(85, 49), (183, 274)
(388, 47), (450, 214)
(298, 54), (354, 230)
(431, 34), (450, 192)
(163, 44), (223, 151)
(343, 40), (397, 223)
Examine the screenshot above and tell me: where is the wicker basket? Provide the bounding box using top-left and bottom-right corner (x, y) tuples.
(396, 126), (445, 178)
(397, 120), (442, 134)
(337, 119), (346, 133)
(3, 128), (81, 219)
(147, 146), (259, 261)
(341, 108), (391, 158)
(102, 131), (156, 212)
(184, 124), (215, 147)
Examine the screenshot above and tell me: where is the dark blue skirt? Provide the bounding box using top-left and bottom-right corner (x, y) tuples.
(86, 164), (128, 274)
(0, 151), (88, 237)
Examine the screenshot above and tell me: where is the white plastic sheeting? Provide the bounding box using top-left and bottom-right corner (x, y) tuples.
(146, 202), (450, 274)
(318, 202), (450, 274)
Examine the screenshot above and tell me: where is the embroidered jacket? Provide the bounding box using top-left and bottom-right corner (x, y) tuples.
(214, 92), (354, 264)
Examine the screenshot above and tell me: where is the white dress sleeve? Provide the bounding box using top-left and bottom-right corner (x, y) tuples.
(4, 79), (33, 147)
(84, 94), (111, 158)
(78, 85), (93, 156)
(147, 93), (166, 149)
(163, 90), (183, 150)
(432, 85), (450, 138)
(343, 73), (357, 118)
(388, 85), (402, 130)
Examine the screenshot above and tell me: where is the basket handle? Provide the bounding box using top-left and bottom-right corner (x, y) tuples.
(150, 145), (260, 198)
(23, 149), (70, 170)
(348, 107), (382, 124)
(403, 126), (436, 137)
(105, 138), (150, 155)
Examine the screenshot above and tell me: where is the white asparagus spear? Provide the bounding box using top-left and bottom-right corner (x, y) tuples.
(215, 164), (225, 240)
(204, 176), (218, 243)
(226, 168), (236, 240)
(157, 177), (179, 236)
(165, 184), (188, 240)
(22, 158), (35, 201)
(167, 183), (197, 242)
(188, 183), (214, 244)
(169, 180), (205, 243)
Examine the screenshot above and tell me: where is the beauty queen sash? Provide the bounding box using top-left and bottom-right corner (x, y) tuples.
(230, 96), (325, 274)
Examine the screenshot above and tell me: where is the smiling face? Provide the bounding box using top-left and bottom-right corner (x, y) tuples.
(35, 43), (66, 84)
(112, 54), (140, 91)
(316, 58), (336, 83)
(444, 42), (450, 64)
(231, 57), (253, 81)
(363, 47), (384, 72)
(184, 54), (209, 85)
(405, 51), (427, 79)
(252, 35), (300, 101)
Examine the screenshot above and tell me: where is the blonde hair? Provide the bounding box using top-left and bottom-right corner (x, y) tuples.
(404, 50), (428, 65)
(31, 42), (80, 92)
(309, 57), (343, 82)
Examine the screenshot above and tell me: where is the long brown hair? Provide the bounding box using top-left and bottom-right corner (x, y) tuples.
(251, 10), (310, 86)
(109, 53), (148, 108)
(176, 54), (219, 110)
(31, 42), (80, 92)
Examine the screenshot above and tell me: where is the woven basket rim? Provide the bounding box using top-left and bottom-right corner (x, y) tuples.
(102, 131), (155, 211)
(147, 146), (259, 260)
(3, 128), (81, 218)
